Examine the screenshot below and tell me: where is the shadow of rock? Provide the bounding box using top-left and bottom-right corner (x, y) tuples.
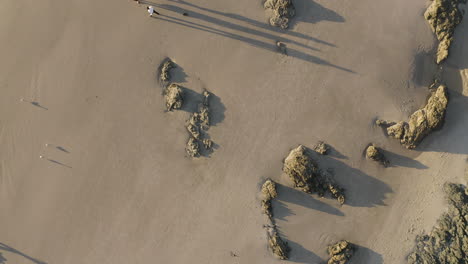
(273, 183), (344, 221)
(286, 239), (324, 264)
(0, 253), (6, 264)
(291, 0), (345, 28)
(411, 49), (439, 88)
(179, 86), (203, 113)
(170, 63), (188, 83)
(0, 243), (47, 264)
(208, 92), (225, 126)
(307, 149), (393, 207)
(327, 145), (348, 159)
(380, 149), (428, 169)
(348, 245), (383, 264)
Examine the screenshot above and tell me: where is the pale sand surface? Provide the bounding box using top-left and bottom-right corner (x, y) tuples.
(0, 0), (467, 263)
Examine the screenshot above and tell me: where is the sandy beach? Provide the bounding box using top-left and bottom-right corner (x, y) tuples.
(0, 0), (467, 263)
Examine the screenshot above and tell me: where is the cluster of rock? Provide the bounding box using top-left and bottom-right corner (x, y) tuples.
(365, 144), (388, 167)
(376, 84), (448, 149)
(185, 90), (214, 157)
(424, 0), (467, 64)
(260, 179), (290, 259)
(284, 145), (345, 204)
(264, 0), (296, 29)
(407, 183), (468, 264)
(160, 59), (184, 112)
(327, 240), (355, 264)
(158, 58), (216, 158)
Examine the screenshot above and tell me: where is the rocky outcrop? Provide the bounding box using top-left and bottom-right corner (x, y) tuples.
(185, 90), (213, 157)
(407, 183), (468, 264)
(164, 83), (183, 111)
(159, 58), (175, 83)
(264, 0), (296, 29)
(327, 240), (355, 264)
(424, 0), (467, 64)
(376, 84), (448, 149)
(365, 144), (388, 166)
(283, 145), (345, 204)
(260, 179), (290, 259)
(265, 224), (290, 260)
(261, 179), (278, 218)
(314, 141), (330, 155)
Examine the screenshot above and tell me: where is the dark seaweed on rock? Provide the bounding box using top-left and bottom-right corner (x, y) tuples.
(407, 183), (468, 264)
(283, 145), (345, 204)
(424, 0), (467, 64)
(264, 0), (296, 29)
(327, 240), (355, 264)
(376, 84), (448, 149)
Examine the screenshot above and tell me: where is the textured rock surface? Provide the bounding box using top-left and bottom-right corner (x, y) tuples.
(264, 0), (296, 29)
(327, 240), (355, 264)
(377, 85), (448, 149)
(314, 141), (330, 155)
(424, 0), (467, 64)
(164, 83), (183, 111)
(261, 179), (278, 219)
(365, 144), (388, 166)
(159, 58), (175, 83)
(185, 90), (213, 157)
(185, 136), (200, 157)
(284, 145), (345, 204)
(265, 225), (290, 260)
(407, 183), (468, 264)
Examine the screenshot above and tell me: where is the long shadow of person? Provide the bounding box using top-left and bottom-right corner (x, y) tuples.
(0, 253), (6, 264)
(0, 243), (47, 264)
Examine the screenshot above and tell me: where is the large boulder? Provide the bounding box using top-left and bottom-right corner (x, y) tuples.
(377, 85), (448, 149)
(264, 0), (296, 29)
(327, 240), (355, 264)
(164, 83), (184, 111)
(424, 0), (467, 64)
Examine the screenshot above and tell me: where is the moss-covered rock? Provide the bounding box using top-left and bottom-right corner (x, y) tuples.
(264, 0), (296, 29)
(164, 83), (183, 111)
(327, 240), (355, 264)
(424, 0), (467, 64)
(377, 84), (448, 149)
(407, 183), (468, 264)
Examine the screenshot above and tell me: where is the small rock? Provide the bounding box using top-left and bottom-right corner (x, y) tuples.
(164, 83), (183, 111)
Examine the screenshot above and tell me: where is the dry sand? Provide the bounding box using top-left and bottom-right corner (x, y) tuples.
(0, 0), (467, 263)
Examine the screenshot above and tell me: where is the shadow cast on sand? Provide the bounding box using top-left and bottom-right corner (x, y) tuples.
(286, 239), (324, 264)
(0, 253), (6, 264)
(381, 149), (428, 169)
(273, 183), (344, 221)
(304, 148), (393, 207)
(291, 0), (345, 28)
(145, 2), (355, 73)
(0, 243), (47, 264)
(348, 244), (383, 264)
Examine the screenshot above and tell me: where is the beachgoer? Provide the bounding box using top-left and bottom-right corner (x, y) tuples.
(133, 0), (140, 3)
(147, 6), (160, 16)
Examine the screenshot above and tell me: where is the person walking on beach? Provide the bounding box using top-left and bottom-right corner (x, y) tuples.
(133, 0), (140, 3)
(147, 6), (160, 16)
